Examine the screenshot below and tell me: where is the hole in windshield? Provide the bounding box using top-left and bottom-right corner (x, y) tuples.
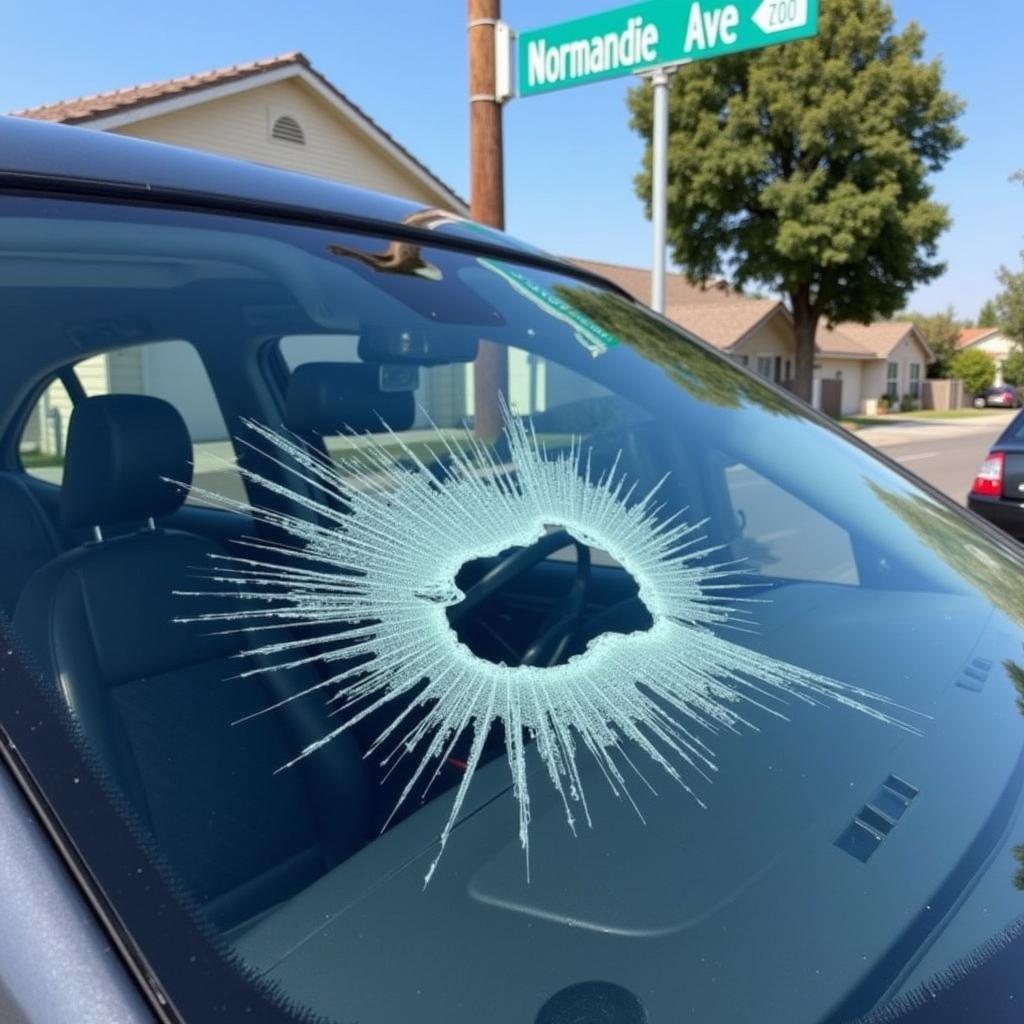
(447, 526), (655, 668)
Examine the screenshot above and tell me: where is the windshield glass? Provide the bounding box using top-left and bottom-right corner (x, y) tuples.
(2, 198), (1024, 1024)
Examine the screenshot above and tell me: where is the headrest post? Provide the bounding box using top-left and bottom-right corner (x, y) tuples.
(91, 525), (104, 543)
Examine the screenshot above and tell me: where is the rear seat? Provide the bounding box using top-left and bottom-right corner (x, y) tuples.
(0, 472), (62, 620)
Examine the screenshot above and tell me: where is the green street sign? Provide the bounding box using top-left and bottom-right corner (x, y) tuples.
(518, 0), (819, 96)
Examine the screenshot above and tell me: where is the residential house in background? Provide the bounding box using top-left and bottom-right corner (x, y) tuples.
(572, 259), (932, 416)
(956, 327), (1018, 385)
(815, 321), (933, 415)
(13, 52), (468, 455)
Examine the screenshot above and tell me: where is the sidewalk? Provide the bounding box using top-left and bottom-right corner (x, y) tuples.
(848, 411), (1016, 448)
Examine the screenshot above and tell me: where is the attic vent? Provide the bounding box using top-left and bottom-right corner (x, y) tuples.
(271, 115), (305, 145)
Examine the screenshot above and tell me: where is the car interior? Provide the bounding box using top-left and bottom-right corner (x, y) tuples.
(0, 220), (793, 932)
(0, 227), (694, 935)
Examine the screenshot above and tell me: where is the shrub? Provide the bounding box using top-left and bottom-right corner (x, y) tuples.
(1002, 348), (1024, 388)
(950, 348), (996, 395)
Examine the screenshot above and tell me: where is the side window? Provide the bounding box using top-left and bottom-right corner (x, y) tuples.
(20, 375), (77, 486)
(19, 340), (245, 507)
(886, 361), (899, 400)
(721, 457), (859, 585)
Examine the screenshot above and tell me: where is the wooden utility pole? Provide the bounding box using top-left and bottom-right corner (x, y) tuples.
(468, 0), (507, 438)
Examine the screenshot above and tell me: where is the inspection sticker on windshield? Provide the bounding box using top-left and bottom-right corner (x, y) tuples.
(479, 257), (621, 357)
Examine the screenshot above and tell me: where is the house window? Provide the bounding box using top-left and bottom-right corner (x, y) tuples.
(784, 359), (792, 382)
(735, 354), (749, 367)
(271, 114), (306, 145)
(886, 361), (899, 400)
(909, 363), (921, 400)
(756, 355), (773, 380)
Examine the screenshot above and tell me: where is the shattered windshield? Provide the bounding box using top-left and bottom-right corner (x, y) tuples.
(3, 200), (1024, 1023)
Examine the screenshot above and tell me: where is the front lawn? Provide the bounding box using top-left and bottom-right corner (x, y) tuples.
(892, 408), (1009, 419)
(20, 451), (64, 468)
(840, 408), (1009, 430)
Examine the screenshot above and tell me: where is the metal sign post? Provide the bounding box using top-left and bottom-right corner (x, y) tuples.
(650, 65), (671, 313)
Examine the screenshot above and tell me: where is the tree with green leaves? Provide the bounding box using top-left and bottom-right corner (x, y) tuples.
(977, 298), (999, 329)
(1002, 349), (1024, 389)
(628, 0), (964, 402)
(903, 306), (965, 378)
(949, 348), (996, 396)
(993, 253), (1024, 345)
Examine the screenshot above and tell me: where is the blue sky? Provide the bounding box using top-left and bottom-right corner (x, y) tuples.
(2, 0), (1021, 318)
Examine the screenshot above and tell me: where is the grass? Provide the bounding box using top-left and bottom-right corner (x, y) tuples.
(892, 408), (1008, 419)
(20, 452), (64, 468)
(839, 408), (1009, 430)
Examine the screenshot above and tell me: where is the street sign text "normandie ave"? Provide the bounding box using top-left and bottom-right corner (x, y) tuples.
(518, 0), (819, 96)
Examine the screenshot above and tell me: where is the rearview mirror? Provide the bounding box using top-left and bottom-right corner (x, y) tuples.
(358, 325), (479, 365)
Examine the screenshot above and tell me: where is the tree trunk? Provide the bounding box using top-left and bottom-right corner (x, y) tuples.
(790, 287), (819, 404)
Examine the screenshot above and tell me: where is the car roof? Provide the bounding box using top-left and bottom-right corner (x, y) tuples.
(0, 117), (595, 281)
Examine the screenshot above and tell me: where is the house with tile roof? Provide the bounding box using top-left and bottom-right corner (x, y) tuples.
(11, 52), (466, 213)
(573, 259), (932, 415)
(956, 327), (1017, 386)
(815, 321), (933, 414)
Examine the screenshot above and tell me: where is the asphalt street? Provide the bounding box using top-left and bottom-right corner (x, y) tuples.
(860, 413), (1015, 506)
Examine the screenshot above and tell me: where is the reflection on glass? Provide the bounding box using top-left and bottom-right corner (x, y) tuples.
(551, 284), (799, 415)
(868, 481), (1024, 629)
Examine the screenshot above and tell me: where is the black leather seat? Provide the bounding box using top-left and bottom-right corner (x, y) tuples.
(0, 471), (62, 620)
(13, 395), (370, 931)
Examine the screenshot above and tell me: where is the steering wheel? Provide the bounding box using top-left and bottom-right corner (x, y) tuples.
(446, 529), (591, 668)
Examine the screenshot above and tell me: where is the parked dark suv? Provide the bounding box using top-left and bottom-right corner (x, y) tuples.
(3, 117), (1024, 1024)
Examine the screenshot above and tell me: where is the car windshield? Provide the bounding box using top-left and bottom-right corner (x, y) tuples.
(3, 197), (1024, 1024)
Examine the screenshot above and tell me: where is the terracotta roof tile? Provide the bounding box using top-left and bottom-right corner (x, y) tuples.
(10, 52), (466, 209)
(11, 53), (306, 124)
(956, 326), (1000, 349)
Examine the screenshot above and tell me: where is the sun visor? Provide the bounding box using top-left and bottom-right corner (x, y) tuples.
(284, 362), (415, 435)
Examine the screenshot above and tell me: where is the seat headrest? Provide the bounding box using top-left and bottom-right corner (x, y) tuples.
(284, 362), (415, 435)
(60, 395), (193, 529)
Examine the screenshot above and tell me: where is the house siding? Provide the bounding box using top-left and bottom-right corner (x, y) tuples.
(731, 315), (795, 383)
(888, 334), (928, 404)
(113, 78), (445, 207)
